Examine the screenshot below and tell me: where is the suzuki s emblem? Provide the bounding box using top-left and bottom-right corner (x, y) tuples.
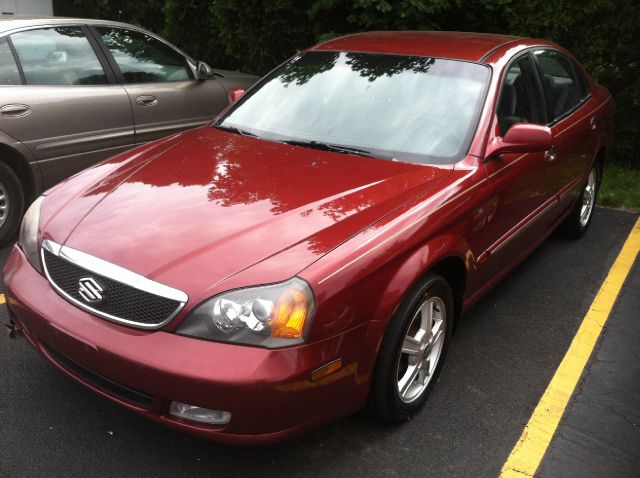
(78, 277), (104, 304)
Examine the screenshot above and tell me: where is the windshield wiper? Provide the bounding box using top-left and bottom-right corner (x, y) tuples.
(282, 139), (379, 158)
(214, 125), (259, 138)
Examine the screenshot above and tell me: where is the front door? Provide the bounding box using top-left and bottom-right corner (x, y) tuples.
(473, 52), (558, 284)
(93, 27), (229, 145)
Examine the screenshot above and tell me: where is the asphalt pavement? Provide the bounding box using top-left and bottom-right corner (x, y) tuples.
(0, 207), (638, 477)
(538, 250), (640, 477)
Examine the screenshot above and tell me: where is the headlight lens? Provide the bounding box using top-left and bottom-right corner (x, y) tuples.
(18, 196), (44, 273)
(176, 278), (315, 348)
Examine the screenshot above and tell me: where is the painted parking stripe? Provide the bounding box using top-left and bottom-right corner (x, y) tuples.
(500, 216), (640, 477)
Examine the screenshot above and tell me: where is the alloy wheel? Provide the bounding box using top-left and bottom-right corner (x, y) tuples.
(580, 167), (597, 227)
(396, 296), (447, 404)
(0, 181), (9, 229)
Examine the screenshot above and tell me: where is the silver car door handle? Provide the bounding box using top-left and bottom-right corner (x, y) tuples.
(135, 95), (158, 107)
(1, 104), (31, 117)
(590, 116), (598, 130)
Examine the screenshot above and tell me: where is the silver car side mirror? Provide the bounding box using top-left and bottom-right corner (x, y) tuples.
(196, 61), (215, 80)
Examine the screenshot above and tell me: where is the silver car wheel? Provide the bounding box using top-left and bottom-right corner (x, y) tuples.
(580, 167), (597, 228)
(0, 180), (9, 229)
(396, 296), (447, 404)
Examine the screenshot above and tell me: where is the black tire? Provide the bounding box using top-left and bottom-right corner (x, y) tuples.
(0, 162), (24, 247)
(560, 162), (601, 239)
(370, 273), (454, 422)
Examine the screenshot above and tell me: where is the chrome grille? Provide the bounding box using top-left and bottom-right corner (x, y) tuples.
(41, 240), (187, 329)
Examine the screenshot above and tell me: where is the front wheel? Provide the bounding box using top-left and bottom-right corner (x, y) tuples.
(560, 164), (600, 238)
(0, 162), (24, 247)
(370, 273), (453, 422)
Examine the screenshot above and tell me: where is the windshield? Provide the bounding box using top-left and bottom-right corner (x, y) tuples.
(216, 51), (490, 164)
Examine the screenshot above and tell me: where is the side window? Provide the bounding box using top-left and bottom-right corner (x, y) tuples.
(0, 37), (22, 85)
(97, 28), (192, 84)
(497, 54), (545, 136)
(10, 27), (108, 85)
(533, 50), (586, 122)
(570, 59), (590, 98)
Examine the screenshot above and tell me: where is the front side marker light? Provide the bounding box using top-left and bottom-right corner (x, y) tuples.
(311, 359), (343, 382)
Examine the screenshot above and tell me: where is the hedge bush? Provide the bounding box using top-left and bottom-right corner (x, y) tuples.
(53, 0), (640, 167)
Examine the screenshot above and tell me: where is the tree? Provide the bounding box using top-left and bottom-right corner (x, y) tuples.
(52, 0), (640, 167)
(53, 0), (166, 32)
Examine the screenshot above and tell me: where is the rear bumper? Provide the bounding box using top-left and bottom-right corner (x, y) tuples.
(2, 245), (371, 445)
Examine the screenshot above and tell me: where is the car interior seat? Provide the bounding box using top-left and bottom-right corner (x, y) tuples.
(497, 81), (530, 135)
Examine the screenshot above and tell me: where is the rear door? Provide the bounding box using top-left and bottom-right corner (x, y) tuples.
(532, 48), (596, 210)
(92, 26), (229, 145)
(0, 26), (135, 188)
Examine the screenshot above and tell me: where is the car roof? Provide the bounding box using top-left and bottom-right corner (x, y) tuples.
(309, 31), (525, 63)
(0, 15), (138, 34)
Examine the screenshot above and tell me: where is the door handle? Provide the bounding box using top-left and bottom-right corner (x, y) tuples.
(1, 104), (31, 117)
(135, 95), (158, 107)
(590, 116), (598, 130)
(544, 146), (557, 162)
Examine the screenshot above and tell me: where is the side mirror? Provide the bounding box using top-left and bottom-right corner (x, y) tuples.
(485, 123), (553, 160)
(196, 61), (214, 80)
(228, 87), (245, 104)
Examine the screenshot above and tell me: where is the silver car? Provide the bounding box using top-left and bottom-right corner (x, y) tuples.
(0, 16), (258, 245)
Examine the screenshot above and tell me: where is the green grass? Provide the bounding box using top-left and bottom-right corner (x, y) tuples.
(599, 164), (640, 212)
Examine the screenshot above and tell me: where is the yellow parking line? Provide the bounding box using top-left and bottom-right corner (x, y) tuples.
(0, 293), (4, 305)
(500, 216), (640, 477)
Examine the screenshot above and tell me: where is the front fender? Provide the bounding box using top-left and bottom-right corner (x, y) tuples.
(372, 233), (472, 325)
(0, 128), (43, 198)
(360, 234), (471, 380)
(302, 230), (472, 385)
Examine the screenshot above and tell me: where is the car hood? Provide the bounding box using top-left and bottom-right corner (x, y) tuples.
(46, 127), (451, 296)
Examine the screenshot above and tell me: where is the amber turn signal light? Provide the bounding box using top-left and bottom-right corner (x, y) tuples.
(311, 359), (343, 382)
(270, 287), (311, 339)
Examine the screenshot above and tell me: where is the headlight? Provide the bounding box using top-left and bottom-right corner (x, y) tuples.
(19, 196), (44, 273)
(176, 278), (315, 348)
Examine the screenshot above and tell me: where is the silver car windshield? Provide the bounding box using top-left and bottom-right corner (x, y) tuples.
(217, 51), (490, 164)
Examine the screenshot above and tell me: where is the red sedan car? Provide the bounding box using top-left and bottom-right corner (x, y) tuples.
(2, 32), (612, 444)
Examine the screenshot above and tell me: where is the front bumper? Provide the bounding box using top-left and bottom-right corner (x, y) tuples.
(2, 246), (370, 445)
